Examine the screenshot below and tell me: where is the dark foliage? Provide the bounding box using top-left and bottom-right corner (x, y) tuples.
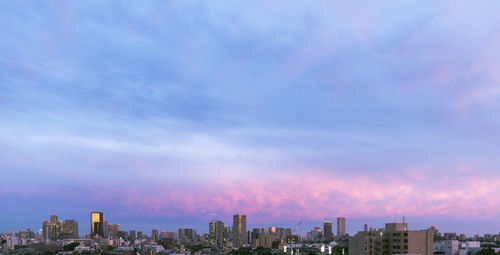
(63, 242), (80, 251)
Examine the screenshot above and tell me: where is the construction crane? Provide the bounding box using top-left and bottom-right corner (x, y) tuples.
(285, 220), (303, 254)
(291, 220), (303, 235)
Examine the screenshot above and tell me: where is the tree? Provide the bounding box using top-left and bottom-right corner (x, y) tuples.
(63, 242), (80, 251)
(475, 248), (499, 255)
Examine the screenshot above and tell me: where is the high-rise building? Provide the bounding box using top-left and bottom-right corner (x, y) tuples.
(108, 224), (120, 238)
(233, 214), (247, 248)
(90, 212), (104, 238)
(208, 222), (216, 247)
(160, 231), (174, 240)
(323, 221), (333, 241)
(61, 219), (79, 239)
(152, 229), (159, 241)
(252, 228), (266, 241)
(247, 230), (253, 244)
(130, 230), (136, 241)
(42, 215), (62, 241)
(254, 234), (272, 248)
(103, 220), (109, 238)
(117, 231), (128, 240)
(42, 216), (79, 240)
(18, 229), (35, 239)
(209, 221), (225, 249)
(337, 217), (346, 237)
(224, 226), (232, 241)
(178, 228), (196, 242)
(349, 222), (433, 255)
(268, 227), (276, 240)
(267, 227), (290, 241)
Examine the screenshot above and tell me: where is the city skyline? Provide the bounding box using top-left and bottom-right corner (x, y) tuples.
(1, 0), (500, 237)
(1, 212), (495, 240)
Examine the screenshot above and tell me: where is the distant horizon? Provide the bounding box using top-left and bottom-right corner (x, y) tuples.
(1, 1), (500, 237)
(2, 212), (497, 238)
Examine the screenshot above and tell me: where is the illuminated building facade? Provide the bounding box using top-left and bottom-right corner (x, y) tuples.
(337, 217), (346, 237)
(232, 214), (246, 248)
(208, 220), (225, 248)
(90, 212), (104, 238)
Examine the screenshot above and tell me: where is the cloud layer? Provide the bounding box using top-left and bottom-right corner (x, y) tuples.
(1, 1), (500, 235)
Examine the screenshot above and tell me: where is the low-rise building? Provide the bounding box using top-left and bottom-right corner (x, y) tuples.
(434, 240), (481, 255)
(349, 222), (433, 255)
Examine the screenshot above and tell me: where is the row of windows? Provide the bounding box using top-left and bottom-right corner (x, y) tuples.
(392, 233), (409, 236)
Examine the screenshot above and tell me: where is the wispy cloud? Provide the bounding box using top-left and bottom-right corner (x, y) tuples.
(1, 0), (500, 234)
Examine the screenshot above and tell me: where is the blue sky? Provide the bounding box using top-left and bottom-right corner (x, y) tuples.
(1, 1), (500, 236)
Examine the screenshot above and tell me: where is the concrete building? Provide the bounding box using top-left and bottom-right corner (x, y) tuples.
(160, 231), (174, 240)
(208, 221), (224, 249)
(349, 222), (433, 255)
(252, 228), (266, 242)
(103, 220), (109, 238)
(224, 225), (232, 242)
(306, 227), (322, 242)
(117, 231), (128, 240)
(18, 229), (35, 240)
(233, 214), (247, 248)
(178, 228), (196, 242)
(268, 227), (290, 241)
(61, 219), (79, 239)
(254, 234), (272, 248)
(434, 240), (481, 255)
(247, 230), (253, 244)
(43, 215), (62, 241)
(109, 224), (120, 238)
(337, 217), (346, 237)
(323, 221), (333, 241)
(42, 216), (78, 240)
(152, 229), (159, 241)
(130, 230), (136, 241)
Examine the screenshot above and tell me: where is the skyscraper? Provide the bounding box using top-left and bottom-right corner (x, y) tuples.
(61, 219), (79, 239)
(90, 212), (104, 238)
(209, 220), (225, 249)
(224, 225), (232, 241)
(108, 224), (120, 238)
(103, 220), (109, 238)
(42, 215), (62, 241)
(323, 221), (333, 241)
(152, 229), (159, 241)
(337, 217), (346, 237)
(130, 230), (136, 241)
(178, 228), (196, 242)
(233, 214), (247, 248)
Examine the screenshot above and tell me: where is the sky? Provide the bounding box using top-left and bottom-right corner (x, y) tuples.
(1, 1), (500, 237)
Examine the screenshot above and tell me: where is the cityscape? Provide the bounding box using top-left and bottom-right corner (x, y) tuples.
(2, 1), (500, 255)
(1, 212), (500, 255)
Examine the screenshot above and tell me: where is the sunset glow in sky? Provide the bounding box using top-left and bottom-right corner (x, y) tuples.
(1, 1), (500, 235)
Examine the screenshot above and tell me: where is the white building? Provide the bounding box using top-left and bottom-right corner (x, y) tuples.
(434, 240), (481, 255)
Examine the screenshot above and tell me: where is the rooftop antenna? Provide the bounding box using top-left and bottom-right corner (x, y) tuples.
(394, 208), (397, 223)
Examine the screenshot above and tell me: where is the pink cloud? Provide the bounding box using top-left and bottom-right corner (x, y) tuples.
(3, 165), (498, 223)
(73, 167), (500, 222)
